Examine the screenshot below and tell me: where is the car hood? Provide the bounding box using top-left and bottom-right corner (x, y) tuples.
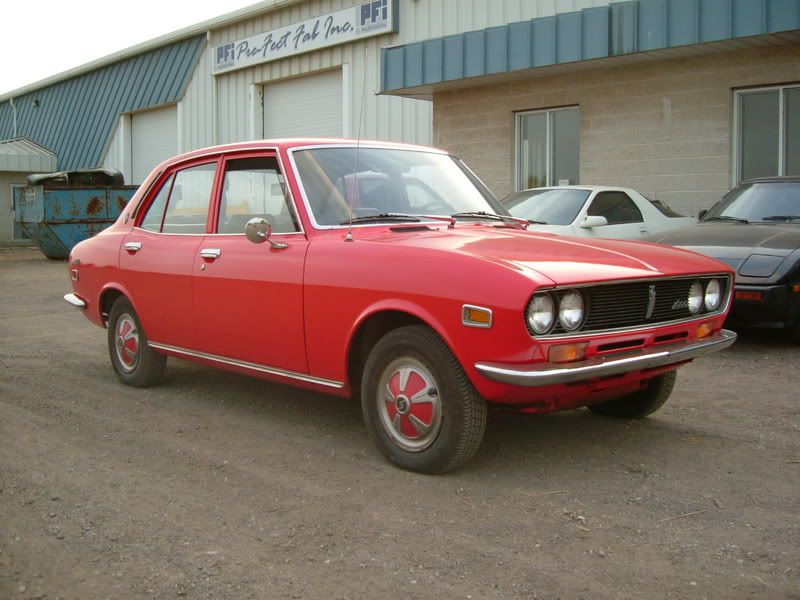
(647, 222), (800, 259)
(364, 224), (729, 286)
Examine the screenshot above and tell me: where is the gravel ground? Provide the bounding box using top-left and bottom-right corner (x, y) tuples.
(0, 246), (798, 600)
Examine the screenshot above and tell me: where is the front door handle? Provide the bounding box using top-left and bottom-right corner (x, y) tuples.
(200, 248), (222, 259)
(124, 241), (142, 253)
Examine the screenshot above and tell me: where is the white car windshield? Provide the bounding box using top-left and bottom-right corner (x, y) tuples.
(502, 188), (591, 225)
(292, 147), (507, 226)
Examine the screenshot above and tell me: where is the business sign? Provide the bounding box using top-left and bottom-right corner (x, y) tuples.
(213, 0), (397, 74)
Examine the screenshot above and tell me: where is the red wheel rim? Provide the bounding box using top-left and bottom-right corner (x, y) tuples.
(377, 357), (442, 452)
(115, 313), (140, 373)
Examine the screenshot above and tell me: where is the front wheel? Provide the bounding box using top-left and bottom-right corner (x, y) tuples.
(588, 370), (677, 419)
(107, 297), (166, 387)
(361, 325), (487, 474)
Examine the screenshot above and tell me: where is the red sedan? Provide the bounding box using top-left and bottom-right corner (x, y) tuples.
(65, 139), (736, 473)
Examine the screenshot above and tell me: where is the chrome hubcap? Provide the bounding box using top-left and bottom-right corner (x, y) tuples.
(115, 313), (140, 373)
(377, 357), (442, 452)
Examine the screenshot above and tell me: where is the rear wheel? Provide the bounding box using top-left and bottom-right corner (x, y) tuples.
(588, 370), (677, 419)
(107, 297), (166, 387)
(361, 325), (487, 474)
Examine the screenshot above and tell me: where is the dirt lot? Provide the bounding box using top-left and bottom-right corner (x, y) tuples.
(0, 246), (798, 600)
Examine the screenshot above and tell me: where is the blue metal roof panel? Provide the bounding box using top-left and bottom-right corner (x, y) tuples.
(0, 34), (205, 171)
(532, 16), (557, 67)
(583, 6), (611, 59)
(381, 0), (800, 94)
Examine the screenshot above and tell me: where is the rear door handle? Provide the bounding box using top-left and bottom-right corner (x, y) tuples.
(124, 241), (142, 253)
(200, 248), (222, 259)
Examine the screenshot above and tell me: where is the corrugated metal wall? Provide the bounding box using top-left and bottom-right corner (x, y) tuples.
(200, 0), (609, 147)
(0, 35), (205, 171)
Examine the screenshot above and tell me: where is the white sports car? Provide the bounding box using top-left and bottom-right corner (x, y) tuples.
(502, 186), (695, 240)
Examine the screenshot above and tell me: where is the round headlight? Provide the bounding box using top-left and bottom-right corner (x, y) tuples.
(558, 290), (585, 331)
(528, 293), (556, 334)
(704, 279), (722, 311)
(688, 281), (704, 314)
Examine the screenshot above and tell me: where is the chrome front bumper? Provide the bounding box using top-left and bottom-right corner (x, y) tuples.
(475, 329), (737, 387)
(64, 293), (86, 308)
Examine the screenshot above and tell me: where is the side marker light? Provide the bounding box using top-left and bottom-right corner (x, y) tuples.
(462, 305), (493, 328)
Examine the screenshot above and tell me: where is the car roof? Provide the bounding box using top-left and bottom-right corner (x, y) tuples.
(512, 185), (637, 194)
(739, 176), (800, 185)
(167, 138), (447, 164)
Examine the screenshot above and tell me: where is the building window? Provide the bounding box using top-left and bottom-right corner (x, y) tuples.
(515, 107), (579, 190)
(735, 85), (800, 182)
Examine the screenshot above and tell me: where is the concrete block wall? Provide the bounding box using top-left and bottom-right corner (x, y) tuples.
(433, 43), (800, 216)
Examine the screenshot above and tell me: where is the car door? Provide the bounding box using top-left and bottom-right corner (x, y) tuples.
(579, 191), (647, 239)
(191, 153), (309, 374)
(120, 159), (219, 349)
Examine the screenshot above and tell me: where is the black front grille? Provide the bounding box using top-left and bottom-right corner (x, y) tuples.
(539, 276), (729, 336)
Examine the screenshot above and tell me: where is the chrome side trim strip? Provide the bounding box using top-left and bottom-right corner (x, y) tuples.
(147, 342), (344, 389)
(475, 329), (737, 387)
(64, 293), (87, 308)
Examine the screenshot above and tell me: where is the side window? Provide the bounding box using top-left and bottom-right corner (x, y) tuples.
(161, 163), (217, 234)
(140, 174), (174, 232)
(588, 192), (643, 225)
(218, 156), (299, 234)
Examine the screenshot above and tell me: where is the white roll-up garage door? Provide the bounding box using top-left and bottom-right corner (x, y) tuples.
(131, 105), (178, 184)
(263, 69), (343, 138)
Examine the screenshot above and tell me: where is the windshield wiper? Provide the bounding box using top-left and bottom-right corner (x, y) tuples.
(339, 213), (421, 225)
(760, 215), (800, 222)
(704, 215), (749, 224)
(450, 211), (529, 229)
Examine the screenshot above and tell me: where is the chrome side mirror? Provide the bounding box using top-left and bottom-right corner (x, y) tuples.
(245, 217), (288, 249)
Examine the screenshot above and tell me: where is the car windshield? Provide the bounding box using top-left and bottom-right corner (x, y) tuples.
(292, 147), (507, 226)
(501, 188), (591, 225)
(702, 181), (800, 223)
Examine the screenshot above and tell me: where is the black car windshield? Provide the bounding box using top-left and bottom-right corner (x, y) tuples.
(501, 188), (591, 225)
(702, 181), (800, 223)
(292, 147), (507, 226)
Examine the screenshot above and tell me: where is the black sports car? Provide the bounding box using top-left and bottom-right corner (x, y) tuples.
(648, 177), (800, 343)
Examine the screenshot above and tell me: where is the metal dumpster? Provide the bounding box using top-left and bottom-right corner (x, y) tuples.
(14, 169), (138, 260)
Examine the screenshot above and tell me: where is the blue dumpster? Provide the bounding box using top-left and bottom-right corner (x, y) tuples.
(14, 169), (138, 260)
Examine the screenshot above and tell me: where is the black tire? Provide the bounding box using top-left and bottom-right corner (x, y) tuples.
(588, 370), (677, 419)
(361, 325), (487, 474)
(107, 297), (166, 387)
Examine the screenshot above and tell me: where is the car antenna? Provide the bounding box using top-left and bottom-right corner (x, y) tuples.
(346, 45), (369, 243)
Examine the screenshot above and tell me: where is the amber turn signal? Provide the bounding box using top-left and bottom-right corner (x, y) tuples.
(792, 284), (800, 293)
(696, 322), (715, 339)
(462, 305), (492, 328)
(548, 342), (589, 364)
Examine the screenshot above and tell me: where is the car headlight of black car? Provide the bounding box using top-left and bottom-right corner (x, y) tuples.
(738, 254), (785, 278)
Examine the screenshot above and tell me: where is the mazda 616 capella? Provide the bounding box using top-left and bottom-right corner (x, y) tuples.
(65, 139), (737, 473)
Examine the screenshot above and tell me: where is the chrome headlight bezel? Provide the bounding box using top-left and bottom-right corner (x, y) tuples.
(688, 280), (704, 315)
(527, 293), (556, 335)
(558, 290), (585, 331)
(704, 279), (722, 311)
